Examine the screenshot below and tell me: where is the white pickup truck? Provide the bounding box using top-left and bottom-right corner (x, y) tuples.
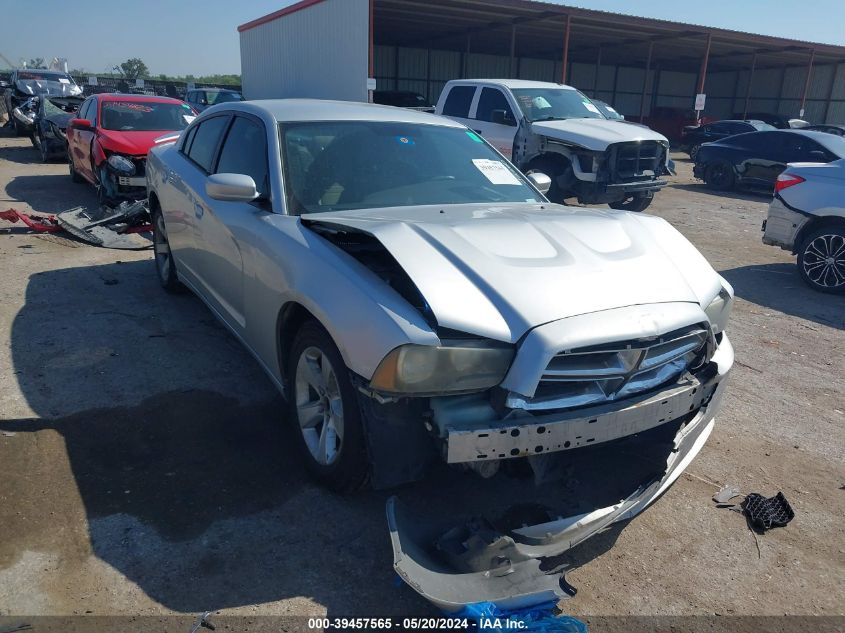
(435, 79), (672, 211)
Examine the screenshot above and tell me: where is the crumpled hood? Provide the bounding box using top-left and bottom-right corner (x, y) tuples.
(531, 118), (669, 151)
(303, 203), (722, 342)
(96, 129), (178, 156)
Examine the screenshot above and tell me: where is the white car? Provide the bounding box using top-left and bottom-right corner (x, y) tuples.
(435, 79), (672, 211)
(146, 99), (733, 611)
(763, 159), (845, 292)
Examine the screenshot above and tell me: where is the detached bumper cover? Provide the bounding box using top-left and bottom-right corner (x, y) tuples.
(388, 336), (732, 613)
(762, 197), (808, 252)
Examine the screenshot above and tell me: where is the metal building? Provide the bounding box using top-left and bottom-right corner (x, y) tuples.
(239, 0), (845, 124)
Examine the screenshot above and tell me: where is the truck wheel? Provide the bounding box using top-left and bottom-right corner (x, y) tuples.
(288, 321), (369, 493)
(609, 193), (653, 212)
(797, 226), (845, 294)
(705, 162), (736, 190)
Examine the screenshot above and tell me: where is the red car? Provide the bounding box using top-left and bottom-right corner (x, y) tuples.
(66, 94), (195, 205)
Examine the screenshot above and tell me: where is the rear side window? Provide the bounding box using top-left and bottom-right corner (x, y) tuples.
(475, 88), (514, 122)
(441, 86), (476, 118)
(216, 116), (270, 197)
(186, 116), (229, 173)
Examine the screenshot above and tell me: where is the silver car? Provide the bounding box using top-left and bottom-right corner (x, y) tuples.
(146, 100), (733, 610)
(763, 158), (845, 293)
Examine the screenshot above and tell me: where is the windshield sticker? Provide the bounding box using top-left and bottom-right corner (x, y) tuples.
(183, 115), (196, 124)
(106, 102), (154, 113)
(58, 78), (70, 84)
(182, 103), (193, 110)
(396, 135), (415, 145)
(472, 159), (522, 185)
(583, 101), (600, 114)
(465, 131), (483, 143)
(532, 96), (552, 109)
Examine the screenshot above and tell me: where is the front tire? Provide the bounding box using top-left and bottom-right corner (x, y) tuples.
(797, 226), (845, 294)
(37, 132), (49, 163)
(705, 162), (736, 190)
(152, 208), (185, 293)
(524, 156), (570, 204)
(288, 322), (368, 492)
(68, 155), (84, 183)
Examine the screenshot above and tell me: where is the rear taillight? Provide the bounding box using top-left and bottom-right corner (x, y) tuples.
(775, 173), (805, 192)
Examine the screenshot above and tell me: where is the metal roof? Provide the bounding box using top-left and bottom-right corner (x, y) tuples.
(372, 0), (845, 71)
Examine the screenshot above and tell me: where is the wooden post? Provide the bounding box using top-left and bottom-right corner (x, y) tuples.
(510, 24), (517, 77)
(742, 52), (757, 120)
(560, 14), (571, 84)
(799, 48), (816, 118)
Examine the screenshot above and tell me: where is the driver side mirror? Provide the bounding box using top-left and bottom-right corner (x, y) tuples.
(206, 173), (259, 202)
(69, 118), (93, 131)
(491, 109), (516, 126)
(526, 171), (552, 195)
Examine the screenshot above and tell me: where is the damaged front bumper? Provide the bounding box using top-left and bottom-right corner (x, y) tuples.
(388, 336), (732, 613)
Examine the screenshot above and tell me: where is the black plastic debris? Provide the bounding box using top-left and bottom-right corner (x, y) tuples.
(741, 492), (795, 531)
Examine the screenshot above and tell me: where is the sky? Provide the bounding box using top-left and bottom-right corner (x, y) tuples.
(2, 0), (843, 77)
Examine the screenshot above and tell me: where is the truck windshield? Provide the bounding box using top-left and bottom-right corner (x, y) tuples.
(281, 121), (542, 214)
(512, 88), (606, 122)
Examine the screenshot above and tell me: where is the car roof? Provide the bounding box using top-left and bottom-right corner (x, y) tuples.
(96, 93), (186, 104)
(446, 78), (576, 91)
(222, 99), (467, 126)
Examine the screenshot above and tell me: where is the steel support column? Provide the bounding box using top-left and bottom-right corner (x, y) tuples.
(639, 41), (653, 122)
(742, 53), (757, 119)
(560, 14), (571, 84)
(593, 47), (602, 96)
(510, 24), (517, 77)
(799, 48), (816, 117)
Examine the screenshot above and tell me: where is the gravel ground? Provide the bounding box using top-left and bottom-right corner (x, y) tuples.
(0, 129), (842, 622)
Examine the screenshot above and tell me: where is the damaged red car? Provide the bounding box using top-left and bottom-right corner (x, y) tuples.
(66, 94), (195, 205)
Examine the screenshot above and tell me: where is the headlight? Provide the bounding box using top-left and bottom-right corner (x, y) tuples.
(370, 342), (514, 394)
(704, 283), (734, 335)
(106, 154), (136, 175)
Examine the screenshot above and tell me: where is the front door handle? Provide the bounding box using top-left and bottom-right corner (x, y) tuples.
(474, 129), (483, 135)
(194, 203), (204, 219)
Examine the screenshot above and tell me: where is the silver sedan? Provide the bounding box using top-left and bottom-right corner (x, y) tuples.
(146, 99), (734, 611)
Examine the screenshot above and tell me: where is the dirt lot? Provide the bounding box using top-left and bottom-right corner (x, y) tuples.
(0, 128), (842, 621)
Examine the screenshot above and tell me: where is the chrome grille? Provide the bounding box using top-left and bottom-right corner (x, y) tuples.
(514, 326), (711, 411)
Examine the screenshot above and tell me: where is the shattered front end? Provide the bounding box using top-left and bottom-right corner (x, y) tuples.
(385, 302), (734, 612)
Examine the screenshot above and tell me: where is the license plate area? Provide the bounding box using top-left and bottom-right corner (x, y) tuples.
(446, 376), (716, 463)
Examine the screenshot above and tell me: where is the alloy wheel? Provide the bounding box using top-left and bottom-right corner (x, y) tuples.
(294, 346), (345, 466)
(154, 212), (172, 282)
(802, 233), (845, 289)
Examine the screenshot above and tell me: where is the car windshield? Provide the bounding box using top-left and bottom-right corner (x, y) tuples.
(208, 91), (244, 105)
(511, 88), (606, 122)
(592, 100), (624, 120)
(18, 71), (73, 83)
(809, 132), (845, 157)
(101, 101), (194, 131)
(281, 121), (542, 214)
(748, 120), (777, 131)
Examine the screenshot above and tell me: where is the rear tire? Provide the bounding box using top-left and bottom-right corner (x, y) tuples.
(68, 155), (84, 183)
(37, 132), (49, 163)
(689, 144), (701, 161)
(797, 226), (845, 294)
(288, 321), (369, 493)
(704, 162), (736, 190)
(152, 208), (185, 294)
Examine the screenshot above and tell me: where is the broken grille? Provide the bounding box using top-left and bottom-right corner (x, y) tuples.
(611, 141), (664, 181)
(517, 326), (711, 411)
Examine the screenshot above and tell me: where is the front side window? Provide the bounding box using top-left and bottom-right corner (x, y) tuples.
(186, 116), (229, 172)
(100, 101), (194, 132)
(512, 88), (605, 122)
(475, 88), (515, 123)
(441, 86), (476, 118)
(216, 116), (269, 197)
(281, 121), (541, 215)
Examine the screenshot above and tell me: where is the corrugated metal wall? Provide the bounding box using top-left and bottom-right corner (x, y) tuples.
(239, 0), (369, 101)
(375, 44), (845, 124)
